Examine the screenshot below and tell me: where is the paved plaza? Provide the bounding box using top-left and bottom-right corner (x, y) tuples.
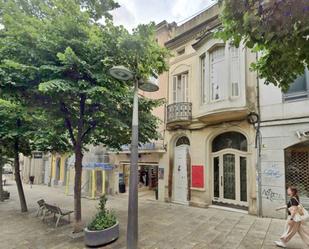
(0, 179), (308, 249)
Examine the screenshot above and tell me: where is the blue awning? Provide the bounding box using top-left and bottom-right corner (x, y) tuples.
(83, 162), (114, 170)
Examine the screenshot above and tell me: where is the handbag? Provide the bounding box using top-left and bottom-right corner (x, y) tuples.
(289, 197), (309, 222)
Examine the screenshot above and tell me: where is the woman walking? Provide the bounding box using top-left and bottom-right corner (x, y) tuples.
(275, 186), (309, 248)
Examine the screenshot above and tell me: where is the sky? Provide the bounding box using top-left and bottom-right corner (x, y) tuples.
(111, 0), (216, 31)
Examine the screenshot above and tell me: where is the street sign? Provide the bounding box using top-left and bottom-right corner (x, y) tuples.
(33, 152), (43, 159)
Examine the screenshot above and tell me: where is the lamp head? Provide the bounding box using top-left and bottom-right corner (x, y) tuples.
(109, 66), (134, 81)
(139, 75), (159, 92)
(247, 112), (259, 124)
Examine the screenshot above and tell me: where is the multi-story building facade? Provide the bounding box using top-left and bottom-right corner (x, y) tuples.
(259, 68), (309, 218)
(157, 5), (259, 214)
(157, 4), (309, 218)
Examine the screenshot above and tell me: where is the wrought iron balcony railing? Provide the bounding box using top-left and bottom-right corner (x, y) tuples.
(166, 102), (192, 124)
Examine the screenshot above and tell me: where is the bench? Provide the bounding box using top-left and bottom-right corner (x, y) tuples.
(36, 199), (46, 217)
(42, 203), (74, 228)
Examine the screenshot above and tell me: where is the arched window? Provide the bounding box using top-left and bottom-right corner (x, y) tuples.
(212, 132), (247, 152)
(176, 136), (190, 147)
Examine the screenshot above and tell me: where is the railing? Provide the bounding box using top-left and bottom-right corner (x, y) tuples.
(120, 141), (165, 152)
(166, 102), (192, 124)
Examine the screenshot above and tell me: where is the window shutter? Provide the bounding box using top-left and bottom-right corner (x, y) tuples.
(173, 76), (177, 103)
(231, 82), (239, 97)
(201, 56), (206, 103)
(230, 46), (240, 97)
(210, 47), (225, 101)
(182, 73), (188, 102)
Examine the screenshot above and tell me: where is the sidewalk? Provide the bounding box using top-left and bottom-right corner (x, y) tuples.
(0, 179), (307, 249)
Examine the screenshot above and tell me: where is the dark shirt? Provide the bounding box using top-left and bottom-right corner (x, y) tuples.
(287, 197), (299, 215)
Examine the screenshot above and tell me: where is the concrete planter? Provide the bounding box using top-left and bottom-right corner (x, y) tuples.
(3, 191), (10, 200)
(84, 222), (119, 247)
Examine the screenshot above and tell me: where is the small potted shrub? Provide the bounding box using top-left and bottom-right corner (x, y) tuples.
(84, 195), (119, 247)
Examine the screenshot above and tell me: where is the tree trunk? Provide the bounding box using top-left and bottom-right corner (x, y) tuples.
(0, 162), (3, 202)
(62, 95), (86, 233)
(73, 143), (83, 233)
(14, 139), (28, 212)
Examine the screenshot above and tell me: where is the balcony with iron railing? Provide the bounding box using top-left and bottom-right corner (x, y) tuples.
(166, 102), (192, 128)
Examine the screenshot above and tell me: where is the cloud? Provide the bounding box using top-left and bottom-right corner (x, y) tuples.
(112, 0), (215, 31)
(112, 4), (136, 30)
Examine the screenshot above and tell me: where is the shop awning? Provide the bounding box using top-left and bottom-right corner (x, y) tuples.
(83, 162), (114, 170)
(68, 156), (114, 170)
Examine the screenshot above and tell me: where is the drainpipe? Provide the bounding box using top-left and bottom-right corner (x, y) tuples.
(255, 52), (263, 217)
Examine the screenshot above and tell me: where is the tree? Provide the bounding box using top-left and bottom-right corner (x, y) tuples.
(0, 99), (32, 211)
(0, 0), (169, 232)
(0, 99), (71, 206)
(218, 0), (309, 91)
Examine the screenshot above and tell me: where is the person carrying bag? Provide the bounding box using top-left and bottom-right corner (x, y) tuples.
(274, 186), (309, 248)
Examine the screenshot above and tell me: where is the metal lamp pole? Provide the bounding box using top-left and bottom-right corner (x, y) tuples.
(127, 78), (139, 249)
(109, 66), (159, 249)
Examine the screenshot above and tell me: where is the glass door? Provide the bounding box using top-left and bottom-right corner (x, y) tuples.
(213, 156), (220, 199)
(223, 154), (236, 200)
(212, 152), (248, 207)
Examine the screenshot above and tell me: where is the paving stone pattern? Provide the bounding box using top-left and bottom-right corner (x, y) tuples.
(0, 180), (308, 249)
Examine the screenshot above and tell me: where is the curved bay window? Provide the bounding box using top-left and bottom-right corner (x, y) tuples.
(201, 44), (241, 104)
(211, 131), (248, 209)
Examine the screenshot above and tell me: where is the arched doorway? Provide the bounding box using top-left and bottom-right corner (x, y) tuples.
(211, 132), (248, 208)
(174, 136), (190, 204)
(285, 140), (309, 208)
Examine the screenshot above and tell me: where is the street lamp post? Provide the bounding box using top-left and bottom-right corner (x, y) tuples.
(109, 66), (159, 249)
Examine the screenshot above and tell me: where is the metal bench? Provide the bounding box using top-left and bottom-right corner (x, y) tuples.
(36, 199), (46, 217)
(42, 203), (74, 228)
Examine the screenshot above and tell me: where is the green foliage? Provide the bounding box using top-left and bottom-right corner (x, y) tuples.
(217, 0), (309, 91)
(0, 0), (169, 150)
(0, 99), (32, 157)
(0, 98), (70, 156)
(0, 0), (169, 226)
(87, 195), (117, 231)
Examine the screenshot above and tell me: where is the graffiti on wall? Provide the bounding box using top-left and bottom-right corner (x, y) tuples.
(263, 164), (283, 179)
(262, 188), (284, 202)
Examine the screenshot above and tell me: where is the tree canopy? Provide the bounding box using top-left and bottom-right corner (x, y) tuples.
(0, 0), (169, 230)
(218, 0), (309, 91)
(0, 0), (168, 149)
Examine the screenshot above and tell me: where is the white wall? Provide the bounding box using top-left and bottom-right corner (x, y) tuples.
(259, 75), (309, 218)
(260, 122), (309, 218)
(260, 80), (309, 121)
